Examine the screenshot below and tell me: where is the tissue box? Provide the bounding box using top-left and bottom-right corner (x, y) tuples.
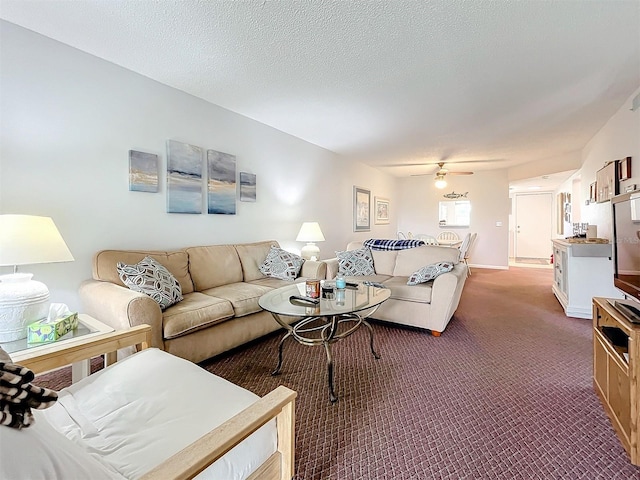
(27, 312), (79, 344)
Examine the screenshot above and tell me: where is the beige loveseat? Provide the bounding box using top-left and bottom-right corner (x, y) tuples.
(79, 240), (326, 363)
(325, 241), (467, 335)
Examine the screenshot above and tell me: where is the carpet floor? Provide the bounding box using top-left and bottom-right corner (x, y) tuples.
(34, 267), (640, 479)
(201, 267), (638, 479)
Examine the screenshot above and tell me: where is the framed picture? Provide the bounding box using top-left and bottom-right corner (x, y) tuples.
(353, 186), (371, 232)
(129, 150), (159, 192)
(239, 172), (256, 202)
(374, 196), (390, 224)
(206, 149), (236, 215)
(166, 140), (203, 214)
(619, 156), (632, 181)
(589, 182), (597, 203)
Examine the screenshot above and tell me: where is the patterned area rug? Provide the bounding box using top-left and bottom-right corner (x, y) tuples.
(200, 267), (639, 479)
(34, 268), (640, 479)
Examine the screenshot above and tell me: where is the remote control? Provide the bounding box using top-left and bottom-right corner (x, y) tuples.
(289, 295), (320, 305)
(363, 281), (386, 288)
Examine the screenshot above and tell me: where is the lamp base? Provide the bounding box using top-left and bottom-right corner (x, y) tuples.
(0, 273), (50, 342)
(300, 243), (320, 262)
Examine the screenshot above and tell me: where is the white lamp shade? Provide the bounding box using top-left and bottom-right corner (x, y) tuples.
(435, 177), (447, 189)
(0, 215), (74, 267)
(296, 222), (325, 242)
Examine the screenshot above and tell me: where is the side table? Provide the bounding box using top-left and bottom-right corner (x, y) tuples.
(0, 314), (114, 383)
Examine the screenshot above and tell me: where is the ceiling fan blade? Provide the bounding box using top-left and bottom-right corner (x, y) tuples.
(448, 171), (474, 175)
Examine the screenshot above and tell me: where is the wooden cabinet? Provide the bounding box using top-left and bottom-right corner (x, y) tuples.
(596, 161), (619, 203)
(592, 297), (639, 465)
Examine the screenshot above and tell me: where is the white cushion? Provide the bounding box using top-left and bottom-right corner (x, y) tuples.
(336, 247), (375, 276)
(117, 256), (183, 309)
(259, 246), (304, 281)
(0, 411), (124, 480)
(41, 348), (276, 480)
(407, 261), (454, 285)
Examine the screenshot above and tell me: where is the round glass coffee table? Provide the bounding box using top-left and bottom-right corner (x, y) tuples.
(258, 282), (390, 403)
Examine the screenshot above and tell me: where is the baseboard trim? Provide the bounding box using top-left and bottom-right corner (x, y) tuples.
(469, 264), (508, 271)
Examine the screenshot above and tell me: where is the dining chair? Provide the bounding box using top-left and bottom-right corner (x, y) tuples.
(458, 233), (477, 276)
(458, 233), (472, 276)
(437, 231), (460, 244)
(414, 234), (439, 245)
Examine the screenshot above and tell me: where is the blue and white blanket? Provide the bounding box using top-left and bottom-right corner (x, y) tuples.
(363, 239), (426, 251)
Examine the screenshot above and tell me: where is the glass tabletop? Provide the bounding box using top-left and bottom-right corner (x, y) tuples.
(0, 317), (100, 355)
(258, 282), (390, 317)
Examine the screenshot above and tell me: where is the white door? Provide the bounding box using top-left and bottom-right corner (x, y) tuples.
(515, 193), (553, 258)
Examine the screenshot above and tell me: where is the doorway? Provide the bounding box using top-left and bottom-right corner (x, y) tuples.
(513, 192), (553, 264)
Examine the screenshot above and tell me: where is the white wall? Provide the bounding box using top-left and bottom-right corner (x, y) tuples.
(573, 87), (640, 240)
(397, 169), (510, 269)
(0, 22), (398, 309)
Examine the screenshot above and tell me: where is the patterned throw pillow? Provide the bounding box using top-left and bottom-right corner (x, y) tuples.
(117, 256), (183, 310)
(259, 246), (305, 281)
(407, 261), (454, 286)
(336, 247), (375, 276)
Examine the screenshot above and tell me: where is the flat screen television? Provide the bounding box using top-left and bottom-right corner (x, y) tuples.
(611, 191), (640, 322)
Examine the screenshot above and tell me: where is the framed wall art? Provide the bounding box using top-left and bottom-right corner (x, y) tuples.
(239, 172), (257, 202)
(166, 140), (203, 214)
(207, 149), (236, 215)
(618, 156), (632, 181)
(128, 150), (159, 192)
(353, 186), (371, 232)
(374, 196), (390, 225)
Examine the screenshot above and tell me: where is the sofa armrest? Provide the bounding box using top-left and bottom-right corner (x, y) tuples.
(78, 279), (164, 350)
(299, 259), (327, 280)
(324, 258), (339, 280)
(428, 264), (467, 331)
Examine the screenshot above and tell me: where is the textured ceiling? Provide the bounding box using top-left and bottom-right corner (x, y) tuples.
(1, 0), (639, 178)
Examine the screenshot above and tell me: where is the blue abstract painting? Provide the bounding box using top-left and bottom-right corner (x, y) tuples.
(207, 149), (236, 215)
(129, 150), (158, 192)
(166, 140), (203, 214)
(239, 172), (256, 202)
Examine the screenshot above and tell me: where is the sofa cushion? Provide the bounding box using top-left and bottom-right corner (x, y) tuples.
(259, 246), (304, 281)
(336, 247), (375, 276)
(407, 261), (455, 285)
(163, 292), (234, 339)
(202, 282), (272, 317)
(248, 277), (302, 289)
(117, 256), (183, 310)
(93, 250), (194, 294)
(235, 241), (279, 282)
(382, 276), (433, 303)
(393, 245), (460, 276)
(186, 245), (243, 291)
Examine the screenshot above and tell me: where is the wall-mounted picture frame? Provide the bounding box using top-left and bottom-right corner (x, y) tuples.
(353, 186), (371, 232)
(619, 156), (632, 181)
(207, 149), (236, 215)
(589, 182), (597, 203)
(374, 196), (390, 225)
(239, 172), (256, 202)
(129, 150), (159, 192)
(166, 140), (203, 214)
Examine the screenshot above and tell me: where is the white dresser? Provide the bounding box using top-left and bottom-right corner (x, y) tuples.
(551, 239), (622, 318)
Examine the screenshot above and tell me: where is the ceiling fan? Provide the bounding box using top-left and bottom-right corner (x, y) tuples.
(411, 162), (475, 178)
(410, 162), (473, 188)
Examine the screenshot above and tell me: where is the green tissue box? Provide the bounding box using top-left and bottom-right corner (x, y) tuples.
(27, 313), (79, 344)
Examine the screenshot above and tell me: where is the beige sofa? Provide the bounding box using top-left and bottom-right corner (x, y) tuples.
(79, 240), (326, 363)
(325, 241), (466, 335)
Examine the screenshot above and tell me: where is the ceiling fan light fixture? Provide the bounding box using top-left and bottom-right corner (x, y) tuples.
(435, 176), (447, 189)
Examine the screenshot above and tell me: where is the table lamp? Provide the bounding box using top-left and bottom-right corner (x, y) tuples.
(296, 222), (325, 261)
(0, 215), (74, 342)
